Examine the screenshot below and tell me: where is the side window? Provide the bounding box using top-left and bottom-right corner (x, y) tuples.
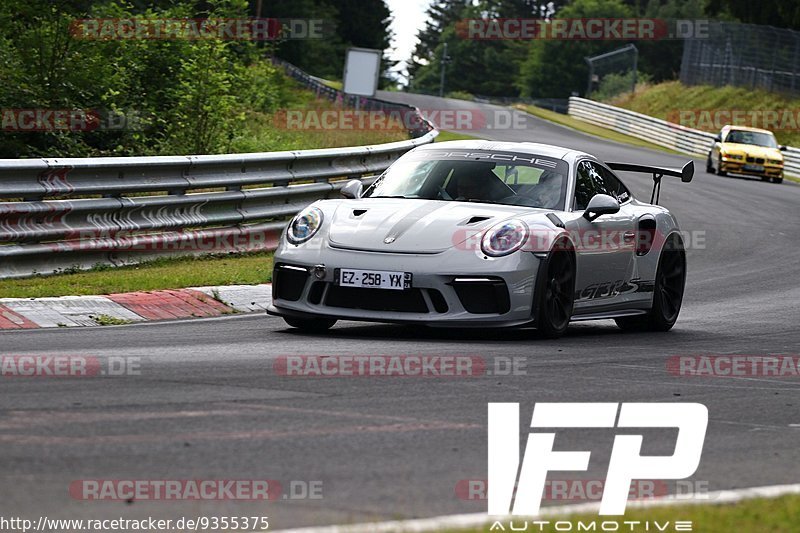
(598, 166), (631, 203)
(574, 160), (599, 210)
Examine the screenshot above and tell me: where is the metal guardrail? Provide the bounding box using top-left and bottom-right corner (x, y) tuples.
(568, 97), (800, 179)
(0, 90), (438, 279)
(272, 58), (434, 138)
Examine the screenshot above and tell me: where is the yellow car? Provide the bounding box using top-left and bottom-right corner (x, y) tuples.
(707, 125), (786, 183)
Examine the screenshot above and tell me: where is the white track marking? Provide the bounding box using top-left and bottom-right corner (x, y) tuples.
(277, 483), (800, 533)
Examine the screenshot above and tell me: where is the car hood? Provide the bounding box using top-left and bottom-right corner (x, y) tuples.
(327, 198), (541, 253)
(721, 143), (782, 159)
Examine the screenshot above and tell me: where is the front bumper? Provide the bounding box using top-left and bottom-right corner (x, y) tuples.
(267, 240), (543, 328)
(720, 158), (783, 177)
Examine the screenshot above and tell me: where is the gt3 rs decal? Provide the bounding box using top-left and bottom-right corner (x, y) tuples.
(575, 279), (655, 302)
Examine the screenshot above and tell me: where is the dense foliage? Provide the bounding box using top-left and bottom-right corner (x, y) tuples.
(0, 0), (395, 158)
(408, 0), (795, 99)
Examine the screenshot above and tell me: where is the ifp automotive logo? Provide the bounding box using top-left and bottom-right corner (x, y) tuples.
(488, 403), (708, 524)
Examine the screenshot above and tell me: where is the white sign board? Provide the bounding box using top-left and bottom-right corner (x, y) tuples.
(343, 48), (382, 97)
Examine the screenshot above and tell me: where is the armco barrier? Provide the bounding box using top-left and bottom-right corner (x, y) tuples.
(568, 97), (800, 179)
(0, 132), (438, 279)
(272, 58), (434, 138)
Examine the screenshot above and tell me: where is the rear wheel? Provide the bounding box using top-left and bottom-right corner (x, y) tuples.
(615, 235), (686, 332)
(284, 316), (337, 332)
(535, 248), (575, 339)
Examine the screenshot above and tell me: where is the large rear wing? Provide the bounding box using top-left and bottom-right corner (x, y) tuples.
(605, 160), (694, 204)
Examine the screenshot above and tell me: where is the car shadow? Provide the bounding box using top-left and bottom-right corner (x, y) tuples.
(276, 320), (659, 343)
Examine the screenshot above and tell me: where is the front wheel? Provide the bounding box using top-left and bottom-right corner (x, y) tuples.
(706, 153), (715, 174)
(284, 316), (337, 332)
(717, 156), (727, 176)
(616, 235), (686, 332)
(535, 249), (575, 339)
(772, 176), (784, 184)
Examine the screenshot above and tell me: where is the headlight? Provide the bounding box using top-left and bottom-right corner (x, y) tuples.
(481, 219), (528, 257)
(287, 206), (323, 244)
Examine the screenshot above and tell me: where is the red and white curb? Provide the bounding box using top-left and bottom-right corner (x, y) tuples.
(277, 483), (800, 532)
(0, 284), (271, 329)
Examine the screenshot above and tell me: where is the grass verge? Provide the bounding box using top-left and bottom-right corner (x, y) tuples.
(608, 81), (800, 147)
(436, 130), (484, 142)
(0, 252), (274, 299)
(444, 494), (800, 532)
(515, 104), (684, 156)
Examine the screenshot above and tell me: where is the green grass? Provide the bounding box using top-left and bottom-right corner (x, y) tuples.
(608, 81), (800, 147)
(443, 494), (800, 532)
(516, 104), (684, 156)
(435, 130), (484, 142)
(93, 314), (133, 326)
(0, 252), (274, 299)
(319, 78), (343, 90)
(230, 81), (407, 153)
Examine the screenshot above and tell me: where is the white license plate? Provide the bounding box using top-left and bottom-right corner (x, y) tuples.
(337, 268), (411, 290)
(743, 164), (764, 172)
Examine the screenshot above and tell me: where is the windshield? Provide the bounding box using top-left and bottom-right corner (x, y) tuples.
(364, 149), (569, 209)
(724, 130), (778, 148)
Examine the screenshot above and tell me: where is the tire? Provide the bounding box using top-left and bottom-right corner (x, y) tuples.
(284, 316), (337, 332)
(535, 247), (576, 339)
(615, 235), (686, 332)
(772, 176), (784, 184)
(760, 176), (771, 182)
(706, 154), (715, 174)
(717, 156), (727, 176)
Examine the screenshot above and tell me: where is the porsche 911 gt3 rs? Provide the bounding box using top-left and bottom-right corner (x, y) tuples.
(267, 141), (694, 338)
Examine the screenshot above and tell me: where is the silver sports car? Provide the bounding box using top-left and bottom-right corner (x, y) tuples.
(267, 141), (693, 338)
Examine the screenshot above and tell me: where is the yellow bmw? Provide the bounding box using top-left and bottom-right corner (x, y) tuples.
(707, 125), (786, 183)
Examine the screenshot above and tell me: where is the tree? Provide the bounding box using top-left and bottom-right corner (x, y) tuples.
(516, 0), (634, 98)
(408, 0), (470, 83)
(706, 0), (800, 30)
(328, 0), (396, 86)
(256, 0), (395, 84)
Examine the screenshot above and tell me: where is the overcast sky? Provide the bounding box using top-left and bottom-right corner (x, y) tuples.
(385, 0), (431, 79)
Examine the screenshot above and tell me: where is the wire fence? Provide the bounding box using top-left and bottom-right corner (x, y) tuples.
(680, 22), (800, 97)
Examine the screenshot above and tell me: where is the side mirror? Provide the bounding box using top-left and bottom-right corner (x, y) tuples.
(341, 179), (363, 199)
(583, 194), (620, 222)
(779, 145), (787, 151)
(714, 134), (722, 142)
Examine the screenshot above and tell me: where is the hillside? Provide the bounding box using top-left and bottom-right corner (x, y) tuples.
(607, 81), (800, 147)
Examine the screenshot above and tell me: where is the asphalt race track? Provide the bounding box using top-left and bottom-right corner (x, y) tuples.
(2, 94), (799, 530)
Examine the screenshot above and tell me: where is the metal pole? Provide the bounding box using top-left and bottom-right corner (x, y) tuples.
(631, 44), (638, 95)
(439, 43), (449, 98)
(584, 57), (593, 98)
(792, 33), (799, 94)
